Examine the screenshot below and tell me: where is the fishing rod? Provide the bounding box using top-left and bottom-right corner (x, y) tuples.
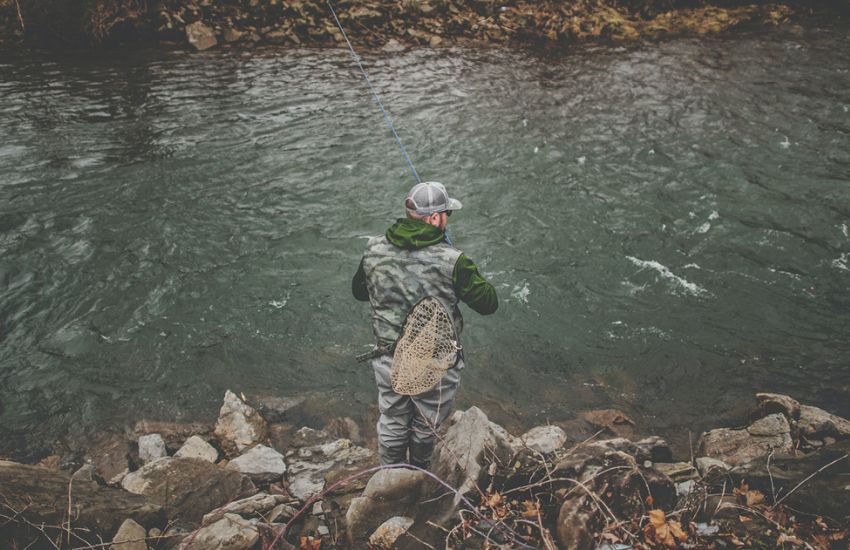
(326, 2), (459, 245)
(326, 0), (421, 185)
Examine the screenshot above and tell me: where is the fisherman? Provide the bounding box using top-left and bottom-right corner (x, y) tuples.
(352, 181), (498, 468)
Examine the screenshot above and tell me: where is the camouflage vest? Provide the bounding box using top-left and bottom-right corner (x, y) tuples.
(361, 235), (463, 347)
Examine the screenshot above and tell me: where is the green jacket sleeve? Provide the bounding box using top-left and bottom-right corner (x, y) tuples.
(352, 260), (369, 302)
(452, 254), (498, 315)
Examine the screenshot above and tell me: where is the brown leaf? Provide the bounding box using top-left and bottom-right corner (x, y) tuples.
(745, 490), (765, 507)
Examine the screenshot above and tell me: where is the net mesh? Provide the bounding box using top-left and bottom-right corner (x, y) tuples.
(390, 297), (459, 396)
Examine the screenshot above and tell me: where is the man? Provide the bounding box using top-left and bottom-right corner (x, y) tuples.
(352, 181), (498, 468)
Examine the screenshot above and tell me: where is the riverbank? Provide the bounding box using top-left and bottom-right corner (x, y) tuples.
(0, 0), (830, 51)
(1, 390), (848, 548)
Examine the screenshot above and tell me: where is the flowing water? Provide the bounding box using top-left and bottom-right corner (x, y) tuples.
(2, 23), (849, 458)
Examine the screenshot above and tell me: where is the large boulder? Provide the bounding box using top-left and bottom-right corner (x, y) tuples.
(214, 390), (268, 456)
(121, 457), (256, 525)
(182, 513), (258, 550)
(285, 431), (376, 501)
(431, 407), (516, 499)
(697, 413), (793, 466)
(226, 444), (286, 482)
(0, 460), (164, 544)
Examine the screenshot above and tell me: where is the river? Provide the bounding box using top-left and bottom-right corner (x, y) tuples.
(1, 23), (849, 459)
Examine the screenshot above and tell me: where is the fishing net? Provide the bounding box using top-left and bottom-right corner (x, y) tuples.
(390, 297), (460, 396)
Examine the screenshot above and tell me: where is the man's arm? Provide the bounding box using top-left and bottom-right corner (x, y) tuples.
(452, 254), (498, 315)
(352, 260), (369, 301)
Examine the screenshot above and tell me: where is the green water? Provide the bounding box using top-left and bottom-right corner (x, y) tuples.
(1, 24), (849, 458)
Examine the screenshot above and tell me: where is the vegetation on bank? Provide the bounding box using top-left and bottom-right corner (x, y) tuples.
(0, 0), (828, 51)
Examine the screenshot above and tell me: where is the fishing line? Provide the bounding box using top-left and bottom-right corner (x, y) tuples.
(326, 0), (421, 185)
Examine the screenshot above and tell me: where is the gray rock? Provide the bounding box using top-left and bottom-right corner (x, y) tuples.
(697, 413), (793, 466)
(345, 469), (430, 546)
(175, 435), (219, 462)
(695, 456), (731, 477)
(184, 513), (258, 550)
(202, 492), (291, 525)
(186, 21), (217, 51)
(431, 407), (515, 499)
(121, 457), (256, 525)
(87, 436), (132, 486)
(72, 463), (97, 484)
(0, 460), (164, 542)
(517, 425), (567, 454)
(798, 404), (850, 439)
(110, 518), (147, 550)
(317, 524), (330, 536)
(249, 395), (304, 423)
(214, 390), (268, 456)
(286, 437), (376, 501)
(654, 461), (698, 482)
(728, 439), (850, 519)
(676, 479), (696, 498)
(756, 393), (801, 420)
(138, 434), (167, 465)
(369, 516), (414, 549)
(226, 445), (286, 482)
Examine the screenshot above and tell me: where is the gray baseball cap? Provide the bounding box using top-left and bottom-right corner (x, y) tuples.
(405, 181), (463, 215)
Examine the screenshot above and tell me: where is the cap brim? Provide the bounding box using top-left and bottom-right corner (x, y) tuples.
(447, 198), (463, 210)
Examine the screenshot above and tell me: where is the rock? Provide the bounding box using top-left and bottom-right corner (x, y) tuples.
(186, 21), (217, 51)
(431, 407), (515, 499)
(756, 393), (801, 420)
(346, 468), (431, 546)
(317, 524), (330, 536)
(695, 456), (731, 477)
(264, 30), (288, 44)
(110, 518), (147, 550)
(381, 38), (405, 52)
(214, 390), (268, 456)
(369, 516), (414, 549)
(286, 437), (376, 501)
(184, 513), (258, 550)
(223, 28), (243, 43)
(249, 395), (305, 423)
(0, 460), (164, 543)
(312, 501), (324, 515)
(133, 421), (211, 452)
(728, 439), (850, 519)
(175, 435), (219, 462)
(697, 413), (793, 467)
(676, 479), (696, 497)
(325, 417), (363, 445)
(654, 461), (699, 482)
(798, 404), (850, 439)
(516, 425), (567, 454)
(202, 493), (291, 525)
(121, 457), (256, 525)
(37, 455), (60, 469)
(72, 463), (98, 484)
(226, 445), (286, 482)
(578, 409), (636, 437)
(88, 436), (132, 485)
(138, 434), (167, 465)
(552, 442), (676, 550)
(347, 6), (384, 24)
